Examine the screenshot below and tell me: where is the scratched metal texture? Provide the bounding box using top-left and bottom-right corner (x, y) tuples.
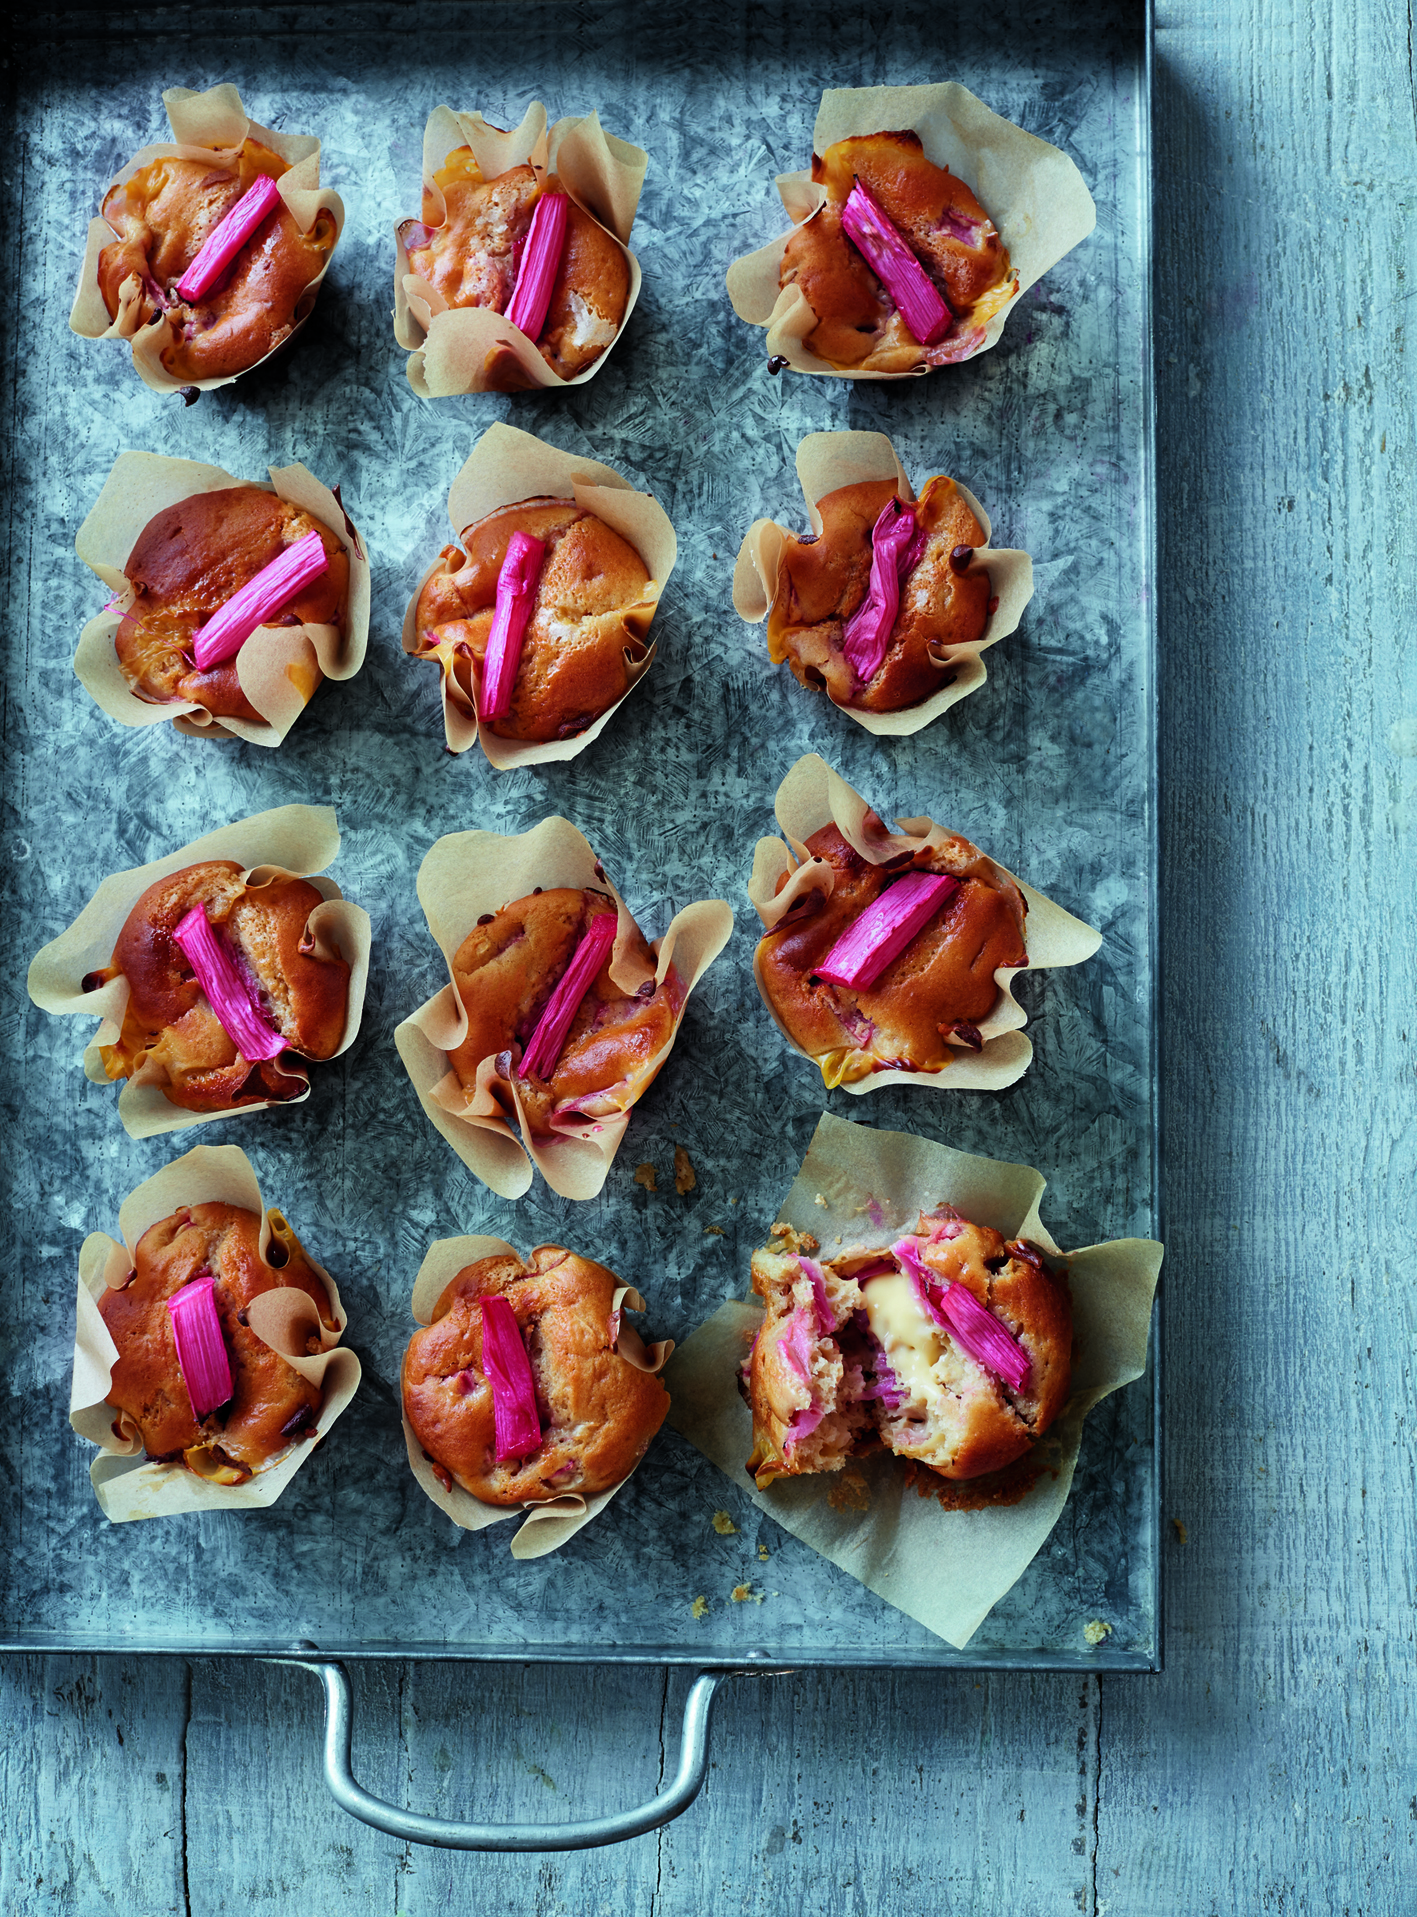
(0, 1), (1155, 1666)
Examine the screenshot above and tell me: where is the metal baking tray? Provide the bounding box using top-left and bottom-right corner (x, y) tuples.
(2, 0), (1157, 1711)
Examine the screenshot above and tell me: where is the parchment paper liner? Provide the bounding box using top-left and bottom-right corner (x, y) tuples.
(27, 805), (372, 1138)
(69, 84), (345, 396)
(73, 452), (371, 748)
(749, 754), (1100, 1095)
(668, 1113), (1162, 1648)
(401, 1234), (672, 1559)
(393, 102), (646, 396)
(401, 423), (676, 765)
(394, 816), (733, 1200)
(733, 430), (1033, 737)
(71, 1144), (361, 1522)
(725, 83), (1095, 380)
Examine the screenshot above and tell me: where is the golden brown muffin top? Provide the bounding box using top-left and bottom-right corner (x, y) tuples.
(402, 1246), (670, 1505)
(401, 153), (629, 381)
(414, 497), (654, 744)
(447, 886), (682, 1137)
(757, 824), (1027, 1086)
(116, 485), (348, 723)
(767, 475), (992, 712)
(779, 130), (1012, 372)
(92, 858), (350, 1115)
(101, 1201), (335, 1481)
(98, 137), (336, 383)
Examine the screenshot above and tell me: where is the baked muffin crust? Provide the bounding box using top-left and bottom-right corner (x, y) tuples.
(98, 138), (336, 383)
(402, 1246), (670, 1504)
(92, 859), (350, 1113)
(767, 476), (991, 712)
(101, 1201), (336, 1481)
(115, 485), (348, 722)
(757, 823), (1027, 1085)
(415, 497), (653, 744)
(447, 886), (682, 1136)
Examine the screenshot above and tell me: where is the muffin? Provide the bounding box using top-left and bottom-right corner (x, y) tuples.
(744, 1212), (1072, 1491)
(778, 131), (1016, 375)
(114, 485), (350, 724)
(403, 1245), (670, 1504)
(400, 145), (629, 384)
(85, 859), (351, 1114)
(413, 497), (655, 744)
(448, 886), (683, 1136)
(766, 474), (993, 713)
(757, 822), (1027, 1087)
(101, 1201), (337, 1483)
(96, 136), (337, 385)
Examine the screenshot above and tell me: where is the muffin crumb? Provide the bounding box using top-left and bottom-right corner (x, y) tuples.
(691, 1596), (710, 1620)
(711, 1510), (738, 1536)
(1171, 1518), (1188, 1545)
(633, 1163), (657, 1192)
(674, 1146), (697, 1194)
(1083, 1619), (1113, 1646)
(730, 1583), (763, 1605)
(703, 1225), (724, 1237)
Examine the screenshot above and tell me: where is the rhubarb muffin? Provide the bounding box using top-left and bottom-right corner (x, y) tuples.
(85, 859), (351, 1114)
(101, 1202), (338, 1483)
(767, 476), (993, 713)
(400, 147), (629, 382)
(96, 137), (338, 384)
(780, 131), (1016, 374)
(744, 1213), (1071, 1491)
(413, 497), (655, 743)
(448, 886), (683, 1136)
(757, 822), (1027, 1086)
(403, 1245), (670, 1504)
(115, 485), (349, 723)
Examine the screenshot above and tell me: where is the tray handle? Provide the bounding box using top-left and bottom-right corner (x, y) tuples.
(278, 1658), (759, 1851)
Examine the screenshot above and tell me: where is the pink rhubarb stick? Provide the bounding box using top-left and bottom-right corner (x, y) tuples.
(520, 912), (618, 1080)
(841, 497), (921, 685)
(479, 1295), (543, 1462)
(815, 871), (959, 992)
(167, 1273), (234, 1418)
(172, 905), (286, 1062)
(506, 190), (570, 341)
(840, 180), (952, 346)
(893, 1237), (1031, 1392)
(177, 172), (283, 303)
(478, 531), (546, 720)
(190, 529), (330, 671)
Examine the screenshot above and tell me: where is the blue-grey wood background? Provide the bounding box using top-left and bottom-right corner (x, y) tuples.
(3, 0), (1414, 1911)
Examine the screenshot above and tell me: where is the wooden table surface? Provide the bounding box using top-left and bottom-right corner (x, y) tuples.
(6, 2), (1414, 1909)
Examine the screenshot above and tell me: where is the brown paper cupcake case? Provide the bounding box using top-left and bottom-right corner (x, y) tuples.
(402, 1234), (672, 1559)
(68, 83), (345, 396)
(733, 430), (1033, 737)
(394, 101), (646, 397)
(748, 753), (1101, 1093)
(71, 1144), (361, 1522)
(666, 1112), (1163, 1648)
(394, 815), (733, 1201)
(74, 452), (371, 748)
(26, 804), (372, 1139)
(725, 82), (1096, 380)
(401, 423), (676, 766)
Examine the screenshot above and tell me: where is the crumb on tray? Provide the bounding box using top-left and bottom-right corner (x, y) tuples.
(1083, 1619), (1113, 1646)
(634, 1163), (657, 1192)
(1171, 1518), (1188, 1545)
(674, 1146), (697, 1194)
(730, 1583), (763, 1605)
(703, 1225), (724, 1236)
(712, 1510), (738, 1536)
(691, 1596), (710, 1620)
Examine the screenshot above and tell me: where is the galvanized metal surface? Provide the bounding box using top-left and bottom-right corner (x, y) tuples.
(0, 1), (1155, 1666)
